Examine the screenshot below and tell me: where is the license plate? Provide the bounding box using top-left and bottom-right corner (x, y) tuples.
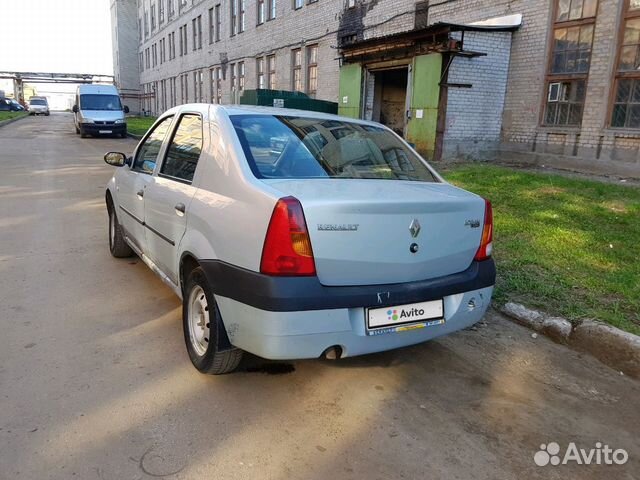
(99, 130), (112, 134)
(367, 299), (444, 335)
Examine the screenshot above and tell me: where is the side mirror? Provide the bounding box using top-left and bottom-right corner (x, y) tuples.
(123, 105), (130, 114)
(104, 152), (127, 167)
(72, 105), (78, 113)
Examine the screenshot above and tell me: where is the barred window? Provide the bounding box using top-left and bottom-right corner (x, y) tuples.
(611, 1), (640, 128)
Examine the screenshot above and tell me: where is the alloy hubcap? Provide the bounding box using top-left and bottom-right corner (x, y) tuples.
(188, 285), (210, 356)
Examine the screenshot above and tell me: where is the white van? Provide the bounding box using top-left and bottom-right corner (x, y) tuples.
(72, 84), (129, 138)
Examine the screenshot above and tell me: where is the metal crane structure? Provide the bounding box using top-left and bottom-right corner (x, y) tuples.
(0, 71), (115, 103)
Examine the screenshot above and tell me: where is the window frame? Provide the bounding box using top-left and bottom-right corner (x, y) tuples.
(158, 112), (204, 185)
(541, 0), (598, 128)
(609, 0), (640, 128)
(306, 44), (318, 98)
(132, 115), (175, 175)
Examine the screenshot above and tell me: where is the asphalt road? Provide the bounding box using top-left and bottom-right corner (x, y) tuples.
(0, 113), (638, 480)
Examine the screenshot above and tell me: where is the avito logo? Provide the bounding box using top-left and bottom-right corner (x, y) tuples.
(387, 307), (425, 322)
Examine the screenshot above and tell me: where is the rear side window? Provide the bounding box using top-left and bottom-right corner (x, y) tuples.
(160, 114), (203, 183)
(133, 115), (174, 173)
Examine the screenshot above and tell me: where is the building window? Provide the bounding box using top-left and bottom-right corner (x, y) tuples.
(209, 68), (215, 103)
(216, 67), (223, 104)
(215, 4), (221, 40)
(151, 3), (157, 31)
(182, 24), (188, 55)
(239, 61), (245, 92)
(306, 44), (318, 97)
(543, 0), (597, 126)
(168, 0), (175, 20)
(193, 71), (203, 102)
(231, 0), (237, 36)
(192, 18), (197, 50)
(347, 0), (356, 7)
(611, 0), (640, 127)
(257, 57), (265, 89)
(294, 0), (303, 8)
(292, 48), (302, 91)
(139, 52), (144, 71)
(267, 55), (276, 89)
(230, 63), (237, 102)
(159, 0), (165, 23)
(208, 7), (215, 43)
(144, 11), (149, 37)
(268, 0), (276, 19)
(138, 18), (142, 43)
(239, 0), (246, 33)
(258, 0), (265, 24)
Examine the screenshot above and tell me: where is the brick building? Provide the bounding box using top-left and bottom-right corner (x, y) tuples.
(112, 0), (640, 177)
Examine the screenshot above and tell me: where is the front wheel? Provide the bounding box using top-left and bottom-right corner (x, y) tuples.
(183, 267), (243, 374)
(108, 203), (133, 258)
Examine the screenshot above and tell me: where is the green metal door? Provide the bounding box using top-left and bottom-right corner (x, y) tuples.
(406, 53), (442, 159)
(338, 63), (362, 119)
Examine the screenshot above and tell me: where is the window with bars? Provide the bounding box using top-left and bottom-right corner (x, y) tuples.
(543, 0), (597, 126)
(267, 55), (277, 89)
(208, 8), (215, 43)
(268, 0), (276, 20)
(239, 0), (246, 32)
(611, 0), (640, 128)
(257, 57), (265, 89)
(231, 0), (237, 35)
(215, 4), (221, 41)
(306, 44), (318, 98)
(292, 48), (302, 91)
(239, 61), (245, 92)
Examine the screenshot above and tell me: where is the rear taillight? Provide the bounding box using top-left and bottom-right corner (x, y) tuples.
(260, 196), (316, 276)
(474, 199), (493, 261)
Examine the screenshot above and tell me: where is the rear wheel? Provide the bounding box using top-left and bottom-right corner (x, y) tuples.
(183, 267), (243, 375)
(107, 202), (133, 258)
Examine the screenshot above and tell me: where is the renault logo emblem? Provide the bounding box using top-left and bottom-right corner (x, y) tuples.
(409, 219), (421, 238)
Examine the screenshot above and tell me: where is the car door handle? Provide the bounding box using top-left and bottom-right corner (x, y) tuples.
(175, 203), (186, 216)
(136, 189), (144, 199)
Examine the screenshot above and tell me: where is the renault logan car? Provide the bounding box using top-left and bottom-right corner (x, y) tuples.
(104, 105), (495, 374)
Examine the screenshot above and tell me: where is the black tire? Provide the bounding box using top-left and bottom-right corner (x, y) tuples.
(75, 124), (80, 134)
(183, 267), (243, 374)
(107, 202), (134, 258)
(120, 131), (127, 139)
(79, 126), (88, 138)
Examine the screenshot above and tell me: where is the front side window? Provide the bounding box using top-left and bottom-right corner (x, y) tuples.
(612, 1), (640, 127)
(231, 115), (438, 182)
(161, 114), (203, 182)
(134, 116), (174, 173)
(543, 0), (597, 126)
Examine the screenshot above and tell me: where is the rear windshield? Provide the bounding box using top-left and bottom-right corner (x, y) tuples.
(231, 115), (438, 182)
(30, 99), (46, 105)
(80, 94), (122, 111)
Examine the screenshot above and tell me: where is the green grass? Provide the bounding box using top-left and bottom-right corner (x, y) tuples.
(0, 111), (28, 122)
(126, 116), (157, 136)
(442, 163), (640, 335)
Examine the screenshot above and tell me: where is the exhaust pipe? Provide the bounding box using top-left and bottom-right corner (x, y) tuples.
(323, 346), (343, 360)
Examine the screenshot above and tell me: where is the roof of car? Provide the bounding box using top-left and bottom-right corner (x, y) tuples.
(166, 103), (380, 127)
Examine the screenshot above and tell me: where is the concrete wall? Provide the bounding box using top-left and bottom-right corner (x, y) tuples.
(443, 31), (513, 160)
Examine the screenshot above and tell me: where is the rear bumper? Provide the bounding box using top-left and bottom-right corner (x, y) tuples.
(203, 259), (496, 360)
(200, 259), (495, 312)
(81, 123), (126, 134)
(216, 285), (494, 360)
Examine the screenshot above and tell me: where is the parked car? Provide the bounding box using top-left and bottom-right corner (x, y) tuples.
(73, 84), (129, 138)
(0, 97), (25, 112)
(103, 105), (495, 374)
(28, 97), (50, 116)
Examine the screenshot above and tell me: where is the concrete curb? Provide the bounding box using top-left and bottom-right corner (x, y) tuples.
(127, 133), (142, 140)
(0, 113), (29, 129)
(500, 302), (640, 378)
